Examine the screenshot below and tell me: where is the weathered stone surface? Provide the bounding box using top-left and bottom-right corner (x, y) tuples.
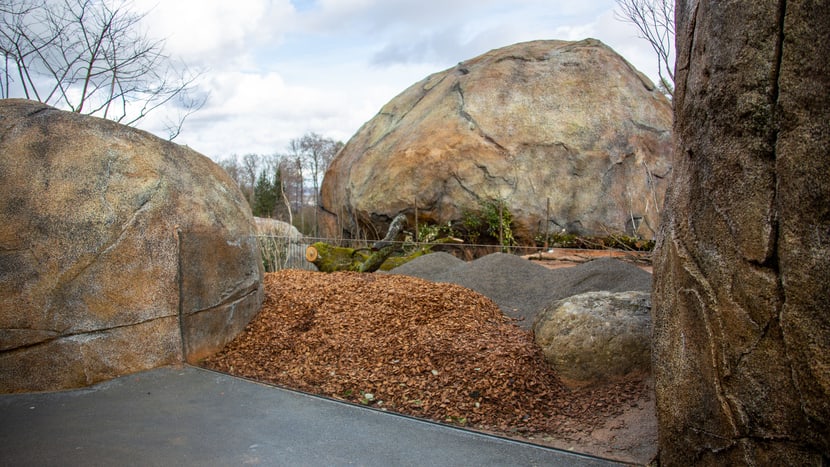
(254, 217), (302, 239)
(0, 99), (264, 393)
(533, 291), (651, 388)
(320, 39), (672, 243)
(653, 1), (829, 464)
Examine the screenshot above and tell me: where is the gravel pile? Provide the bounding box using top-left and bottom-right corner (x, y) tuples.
(387, 253), (652, 329)
(384, 251), (465, 278)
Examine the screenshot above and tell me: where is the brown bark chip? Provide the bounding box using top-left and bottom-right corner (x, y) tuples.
(202, 270), (649, 453)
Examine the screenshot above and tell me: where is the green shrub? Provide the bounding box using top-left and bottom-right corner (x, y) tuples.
(416, 221), (454, 243)
(460, 199), (515, 248)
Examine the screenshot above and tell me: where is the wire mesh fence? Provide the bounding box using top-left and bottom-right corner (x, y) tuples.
(254, 235), (561, 273)
(256, 235), (317, 272)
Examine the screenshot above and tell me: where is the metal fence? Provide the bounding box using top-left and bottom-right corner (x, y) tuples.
(254, 235), (562, 272)
(256, 235), (317, 271)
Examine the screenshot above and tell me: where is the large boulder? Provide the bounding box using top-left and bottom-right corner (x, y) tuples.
(254, 217), (302, 239)
(320, 39), (672, 243)
(533, 291), (651, 388)
(0, 99), (264, 393)
(653, 1), (829, 464)
(253, 217), (316, 271)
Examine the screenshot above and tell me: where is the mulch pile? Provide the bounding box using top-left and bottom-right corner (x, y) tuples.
(202, 264), (647, 437)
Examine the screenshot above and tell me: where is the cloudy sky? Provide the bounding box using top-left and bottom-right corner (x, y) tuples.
(132, 0), (661, 162)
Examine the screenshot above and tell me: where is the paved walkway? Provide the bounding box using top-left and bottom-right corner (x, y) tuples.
(0, 366), (628, 466)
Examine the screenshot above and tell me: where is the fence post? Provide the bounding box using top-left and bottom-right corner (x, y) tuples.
(545, 197), (550, 250)
(414, 198), (419, 244)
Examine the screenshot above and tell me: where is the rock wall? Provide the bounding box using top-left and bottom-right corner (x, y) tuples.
(0, 99), (264, 393)
(652, 1), (829, 464)
(320, 39), (672, 243)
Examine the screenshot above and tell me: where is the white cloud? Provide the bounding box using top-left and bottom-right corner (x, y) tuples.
(135, 0), (297, 69)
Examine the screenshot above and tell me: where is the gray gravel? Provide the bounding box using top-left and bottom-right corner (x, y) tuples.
(385, 251), (466, 278)
(385, 252), (652, 329)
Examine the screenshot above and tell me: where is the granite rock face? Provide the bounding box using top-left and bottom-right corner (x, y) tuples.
(533, 291), (651, 388)
(254, 217), (303, 239)
(0, 99), (264, 393)
(652, 1), (829, 464)
(320, 39), (672, 243)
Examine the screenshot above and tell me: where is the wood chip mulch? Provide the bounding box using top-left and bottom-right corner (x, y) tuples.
(201, 270), (646, 437)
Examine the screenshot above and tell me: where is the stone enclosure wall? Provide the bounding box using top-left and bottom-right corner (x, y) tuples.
(653, 1), (829, 464)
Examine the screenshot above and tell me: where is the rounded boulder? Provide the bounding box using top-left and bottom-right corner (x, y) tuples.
(533, 291), (652, 387)
(320, 39), (672, 242)
(0, 99), (264, 393)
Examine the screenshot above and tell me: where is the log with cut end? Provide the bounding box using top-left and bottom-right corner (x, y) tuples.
(304, 213), (462, 272)
(305, 213), (407, 273)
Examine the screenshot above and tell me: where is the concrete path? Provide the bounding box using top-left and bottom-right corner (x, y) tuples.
(0, 366), (628, 466)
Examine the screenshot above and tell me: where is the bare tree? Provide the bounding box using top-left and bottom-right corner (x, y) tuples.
(298, 132), (342, 236)
(286, 138), (306, 230)
(0, 0), (205, 138)
(241, 153), (259, 205)
(277, 159), (293, 227)
(615, 0), (675, 97)
(217, 156), (242, 187)
(264, 153), (293, 225)
(276, 153), (302, 217)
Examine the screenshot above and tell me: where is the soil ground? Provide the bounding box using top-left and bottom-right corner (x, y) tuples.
(523, 248), (653, 272)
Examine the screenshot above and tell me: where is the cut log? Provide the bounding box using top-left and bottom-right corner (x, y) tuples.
(306, 242), (429, 273)
(304, 213), (462, 273)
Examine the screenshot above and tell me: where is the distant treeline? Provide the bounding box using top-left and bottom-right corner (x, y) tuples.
(217, 132), (343, 236)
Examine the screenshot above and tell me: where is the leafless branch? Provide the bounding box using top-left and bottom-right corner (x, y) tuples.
(0, 0), (204, 136)
(615, 0), (675, 97)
